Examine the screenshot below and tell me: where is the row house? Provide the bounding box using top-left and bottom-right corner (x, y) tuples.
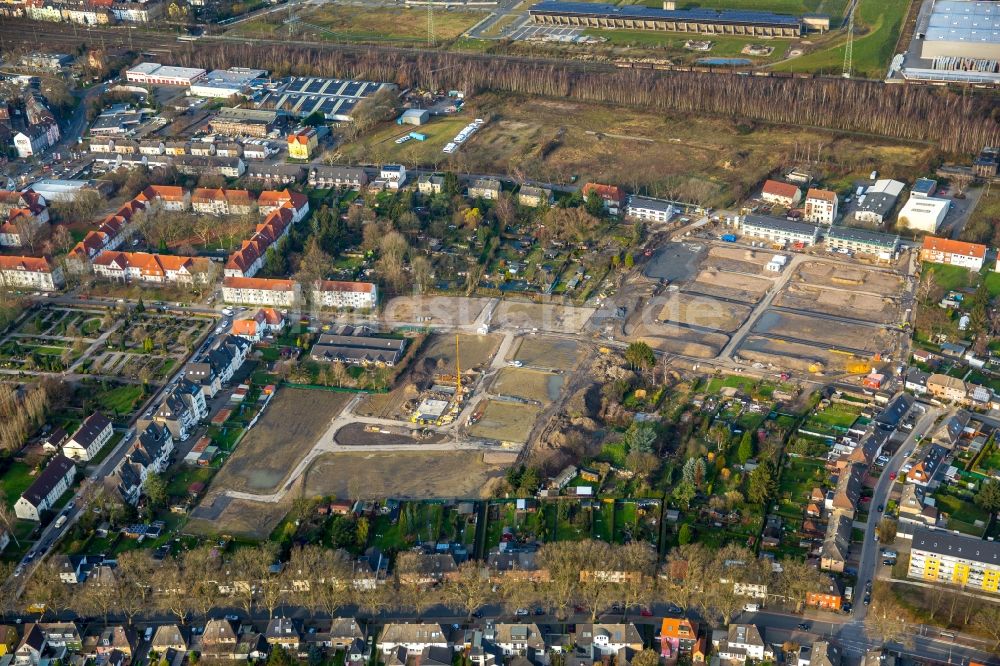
(309, 165), (369, 189)
(378, 624), (449, 656)
(62, 412), (114, 462)
(0, 190), (49, 223)
(312, 280), (378, 310)
(149, 379), (208, 440)
(191, 188), (255, 216)
(184, 335), (251, 398)
(14, 122), (59, 159)
(92, 251), (214, 284)
(257, 189), (310, 223)
(67, 200), (142, 270)
(224, 207), (295, 278)
(0, 255), (64, 291)
(173, 155), (245, 178)
(0, 209), (46, 248)
(136, 185), (189, 212)
(14, 455), (76, 521)
(109, 421), (173, 505)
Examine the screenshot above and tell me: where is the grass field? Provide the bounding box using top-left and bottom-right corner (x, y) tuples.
(1, 462), (36, 510)
(583, 30), (793, 63)
(513, 337), (582, 371)
(94, 384), (145, 416)
(924, 262), (974, 292)
(773, 0), (910, 77)
(468, 400), (540, 443)
(231, 4), (483, 46)
(492, 367), (563, 404)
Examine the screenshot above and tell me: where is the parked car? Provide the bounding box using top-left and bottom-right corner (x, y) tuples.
(797, 623), (810, 631)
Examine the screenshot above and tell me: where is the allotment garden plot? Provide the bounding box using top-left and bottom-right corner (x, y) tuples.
(0, 306), (106, 372)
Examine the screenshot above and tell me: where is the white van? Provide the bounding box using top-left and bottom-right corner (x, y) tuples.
(743, 603), (760, 612)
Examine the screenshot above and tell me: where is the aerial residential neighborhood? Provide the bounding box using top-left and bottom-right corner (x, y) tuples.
(0, 1), (999, 666)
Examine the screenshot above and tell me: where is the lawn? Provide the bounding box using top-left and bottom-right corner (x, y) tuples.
(772, 0), (910, 77)
(983, 271), (1000, 298)
(94, 384), (145, 416)
(593, 500), (615, 541)
(1, 461), (36, 509)
(933, 489), (990, 531)
(924, 262), (975, 292)
(809, 402), (863, 429)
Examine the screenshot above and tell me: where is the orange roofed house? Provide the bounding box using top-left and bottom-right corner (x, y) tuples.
(231, 308), (285, 342)
(92, 251), (214, 285)
(660, 618), (699, 659)
(0, 255), (64, 291)
(582, 182), (624, 213)
(191, 188), (255, 216)
(761, 179), (802, 208)
(222, 276), (299, 307)
(224, 207), (295, 278)
(136, 185), (189, 212)
(919, 236), (986, 272)
(257, 189), (310, 223)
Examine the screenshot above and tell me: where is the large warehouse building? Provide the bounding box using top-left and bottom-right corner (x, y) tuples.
(125, 63), (206, 87)
(528, 1), (807, 36)
(920, 0), (1000, 61)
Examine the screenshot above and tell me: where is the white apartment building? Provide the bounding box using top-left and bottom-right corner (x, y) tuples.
(312, 280), (378, 310)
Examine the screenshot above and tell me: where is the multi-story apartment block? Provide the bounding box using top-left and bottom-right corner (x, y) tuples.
(908, 527), (1000, 594)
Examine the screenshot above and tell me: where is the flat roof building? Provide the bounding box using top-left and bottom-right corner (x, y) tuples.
(921, 1), (1000, 61)
(626, 195), (676, 223)
(189, 68), (268, 98)
(740, 215), (819, 246)
(825, 226), (899, 257)
(908, 526), (1000, 594)
(256, 77), (395, 121)
(125, 63), (206, 86)
(898, 197), (950, 234)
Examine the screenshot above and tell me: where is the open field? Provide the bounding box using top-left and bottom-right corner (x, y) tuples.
(383, 295), (490, 327)
(207, 389), (351, 494)
(334, 422), (447, 447)
(687, 268), (773, 303)
(628, 323), (728, 358)
(336, 93), (932, 209)
(738, 335), (859, 372)
(512, 336), (582, 371)
(425, 332), (501, 370)
(492, 367), (563, 404)
(706, 245), (778, 271)
(795, 260), (904, 294)
(774, 282), (898, 323)
(302, 450), (504, 498)
(753, 310), (885, 353)
(772, 0), (910, 77)
(581, 30), (793, 64)
(658, 293), (751, 332)
(229, 4), (483, 46)
(185, 496), (291, 540)
(469, 400), (540, 443)
(494, 301), (595, 333)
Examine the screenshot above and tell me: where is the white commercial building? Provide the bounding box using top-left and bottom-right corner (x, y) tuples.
(898, 196), (949, 233)
(125, 62), (206, 86)
(189, 68), (268, 98)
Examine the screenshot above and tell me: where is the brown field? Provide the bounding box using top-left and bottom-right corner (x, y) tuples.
(425, 333), (501, 370)
(494, 301), (595, 333)
(657, 293), (751, 332)
(334, 422), (447, 446)
(492, 367), (563, 405)
(512, 336), (582, 371)
(708, 246), (778, 266)
(738, 335), (856, 372)
(794, 261), (904, 295)
(753, 310), (886, 352)
(301, 450), (504, 499)
(186, 496), (291, 541)
(628, 323), (729, 358)
(208, 389), (351, 494)
(774, 283), (899, 323)
(382, 296), (490, 327)
(336, 93), (933, 208)
(468, 400), (540, 443)
(688, 269), (773, 303)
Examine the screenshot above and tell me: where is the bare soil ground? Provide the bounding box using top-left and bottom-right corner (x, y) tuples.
(687, 269), (773, 303)
(628, 323), (728, 358)
(334, 422), (447, 446)
(301, 451), (504, 499)
(492, 367), (564, 405)
(468, 400), (541, 443)
(185, 495), (291, 541)
(738, 335), (851, 372)
(774, 283), (898, 323)
(424, 333), (501, 371)
(382, 296), (490, 327)
(208, 389), (351, 494)
(753, 311), (888, 352)
(657, 293), (752, 332)
(494, 301), (595, 333)
(512, 336), (582, 371)
(708, 246), (778, 266)
(794, 261), (904, 294)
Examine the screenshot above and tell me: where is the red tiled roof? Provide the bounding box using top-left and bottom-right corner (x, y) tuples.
(921, 235), (986, 259)
(223, 276), (297, 291)
(0, 255), (54, 272)
(315, 280), (375, 294)
(806, 188), (837, 203)
(582, 182), (624, 203)
(762, 179), (800, 200)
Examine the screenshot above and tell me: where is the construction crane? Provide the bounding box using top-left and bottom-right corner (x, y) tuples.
(842, 2), (856, 78)
(454, 333), (462, 402)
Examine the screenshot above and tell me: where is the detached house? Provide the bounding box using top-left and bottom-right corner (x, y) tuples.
(231, 308), (285, 342)
(468, 178), (502, 201)
(803, 188), (838, 224)
(151, 625), (188, 654)
(201, 620), (238, 660)
(574, 624), (643, 662)
(714, 624), (770, 663)
(660, 618), (699, 659)
(0, 255), (65, 291)
(489, 624), (545, 657)
(761, 179), (802, 207)
(265, 618), (301, 653)
(62, 412), (114, 462)
(582, 182), (624, 213)
(14, 455), (75, 521)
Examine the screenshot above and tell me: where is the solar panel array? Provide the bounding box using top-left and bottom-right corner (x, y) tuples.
(529, 1), (803, 28)
(256, 77), (394, 120)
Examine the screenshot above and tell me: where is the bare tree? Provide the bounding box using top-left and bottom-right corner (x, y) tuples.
(444, 561), (493, 619)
